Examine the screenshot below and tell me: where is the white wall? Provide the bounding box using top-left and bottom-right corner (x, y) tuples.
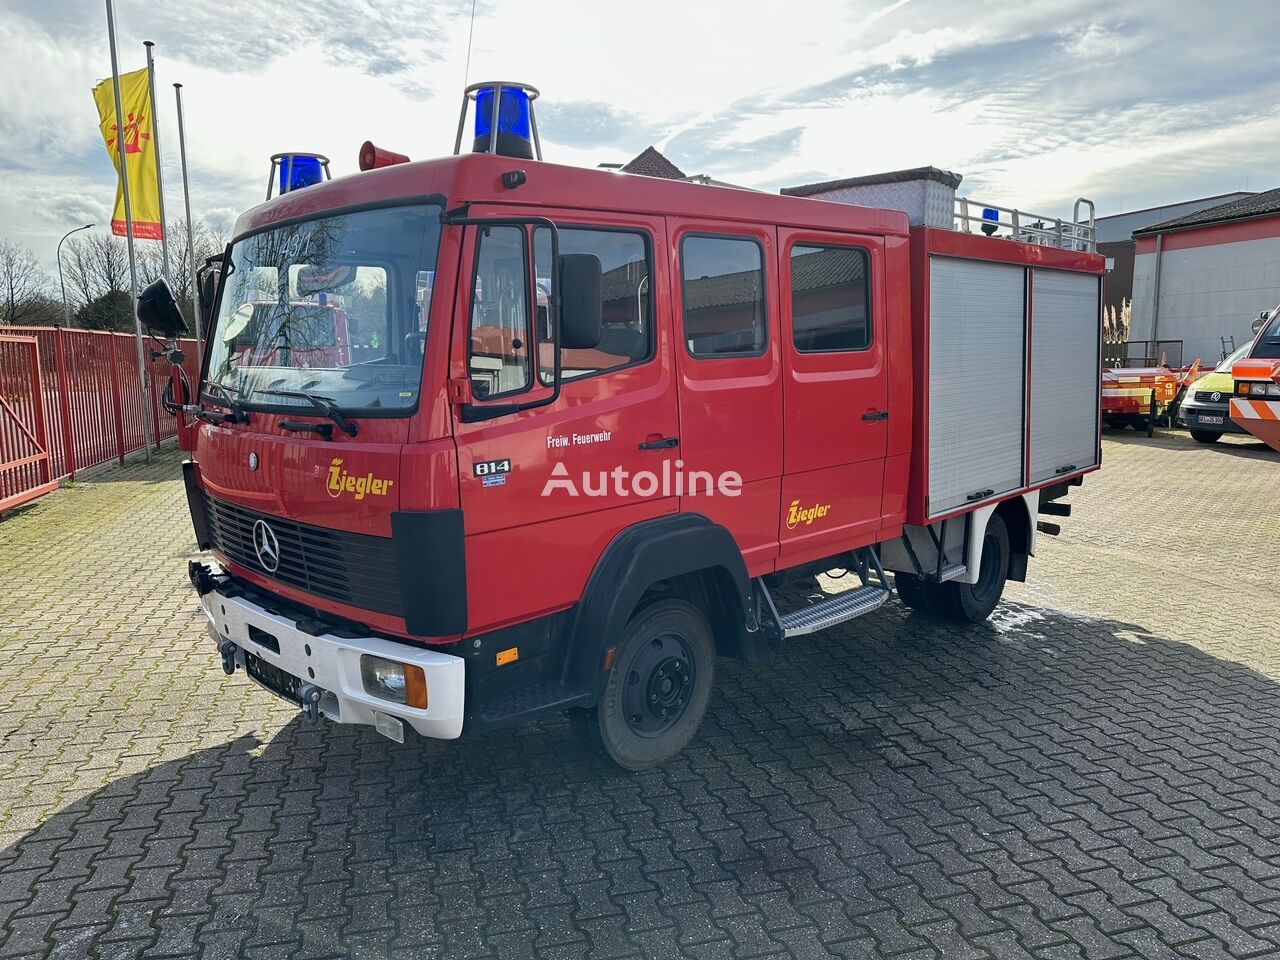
(1131, 233), (1280, 363)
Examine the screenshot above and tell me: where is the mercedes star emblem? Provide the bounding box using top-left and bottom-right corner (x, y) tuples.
(252, 519), (280, 573)
(248, 452), (259, 471)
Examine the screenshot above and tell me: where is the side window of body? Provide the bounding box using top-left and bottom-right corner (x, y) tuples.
(789, 243), (872, 353)
(468, 225), (530, 400)
(681, 235), (767, 358)
(534, 226), (653, 383)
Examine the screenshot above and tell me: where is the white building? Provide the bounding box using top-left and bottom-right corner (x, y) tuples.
(1131, 188), (1280, 363)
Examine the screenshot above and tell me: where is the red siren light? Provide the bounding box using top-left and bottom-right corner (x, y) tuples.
(359, 142), (411, 171)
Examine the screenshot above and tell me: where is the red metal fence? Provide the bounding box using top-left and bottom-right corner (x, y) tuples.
(0, 326), (200, 511)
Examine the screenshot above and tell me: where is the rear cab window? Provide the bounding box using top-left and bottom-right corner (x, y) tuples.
(681, 235), (768, 358)
(789, 243), (872, 352)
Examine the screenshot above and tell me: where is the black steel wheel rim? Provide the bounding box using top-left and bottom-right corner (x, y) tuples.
(621, 631), (696, 738)
(972, 532), (1003, 604)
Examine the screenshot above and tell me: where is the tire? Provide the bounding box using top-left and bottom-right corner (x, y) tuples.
(894, 571), (936, 614)
(936, 512), (1010, 624)
(578, 599), (715, 771)
(1190, 429), (1222, 444)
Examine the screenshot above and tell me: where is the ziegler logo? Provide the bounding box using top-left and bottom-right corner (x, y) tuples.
(326, 459), (394, 501)
(786, 500), (831, 530)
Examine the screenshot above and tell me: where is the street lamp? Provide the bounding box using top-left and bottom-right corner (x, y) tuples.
(57, 223), (95, 325)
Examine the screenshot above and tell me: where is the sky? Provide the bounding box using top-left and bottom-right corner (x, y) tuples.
(3, 0), (1279, 275)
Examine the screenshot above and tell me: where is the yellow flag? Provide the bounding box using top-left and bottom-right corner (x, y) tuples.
(92, 68), (164, 240)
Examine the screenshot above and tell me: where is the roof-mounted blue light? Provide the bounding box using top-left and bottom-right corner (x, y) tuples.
(455, 81), (542, 161)
(266, 153), (332, 200)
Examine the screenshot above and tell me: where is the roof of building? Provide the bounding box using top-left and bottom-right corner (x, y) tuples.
(781, 165), (963, 198)
(620, 146), (687, 180)
(1135, 186), (1280, 235)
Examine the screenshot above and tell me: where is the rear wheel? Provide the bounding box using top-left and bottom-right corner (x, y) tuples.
(579, 599), (715, 771)
(938, 512), (1010, 623)
(1190, 429), (1222, 444)
(894, 513), (1010, 624)
(894, 571), (936, 614)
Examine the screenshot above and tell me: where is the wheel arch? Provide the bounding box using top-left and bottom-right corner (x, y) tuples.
(960, 494), (1035, 585)
(565, 513), (766, 695)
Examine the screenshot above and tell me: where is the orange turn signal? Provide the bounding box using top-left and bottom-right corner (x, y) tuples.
(404, 664), (428, 709)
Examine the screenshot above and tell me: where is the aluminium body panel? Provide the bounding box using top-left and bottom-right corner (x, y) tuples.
(927, 257), (1027, 515)
(1029, 270), (1102, 484)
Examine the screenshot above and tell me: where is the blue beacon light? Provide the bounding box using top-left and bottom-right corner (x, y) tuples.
(456, 82), (542, 161)
(266, 153), (332, 200)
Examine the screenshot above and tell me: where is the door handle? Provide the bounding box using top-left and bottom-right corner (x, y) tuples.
(862, 410), (889, 422)
(639, 436), (680, 450)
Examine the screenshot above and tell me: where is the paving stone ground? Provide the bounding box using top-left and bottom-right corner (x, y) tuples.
(1, 429), (1278, 960)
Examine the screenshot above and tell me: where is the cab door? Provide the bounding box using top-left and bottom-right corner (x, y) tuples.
(778, 230), (888, 562)
(451, 211), (680, 634)
(669, 220), (783, 574)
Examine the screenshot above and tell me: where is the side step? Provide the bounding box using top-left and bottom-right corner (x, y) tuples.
(775, 584), (891, 638)
(757, 547), (893, 640)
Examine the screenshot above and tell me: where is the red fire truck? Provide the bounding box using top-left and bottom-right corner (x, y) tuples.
(157, 83), (1104, 769)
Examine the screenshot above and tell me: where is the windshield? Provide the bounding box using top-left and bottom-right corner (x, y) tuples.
(204, 202), (442, 415)
(1215, 343), (1251, 372)
(1254, 305), (1280, 360)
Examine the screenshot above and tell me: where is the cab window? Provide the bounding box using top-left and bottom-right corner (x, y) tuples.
(681, 235), (767, 358)
(534, 226), (652, 383)
(468, 225), (531, 400)
(789, 244), (871, 352)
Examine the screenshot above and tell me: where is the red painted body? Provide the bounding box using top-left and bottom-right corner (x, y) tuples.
(190, 153), (1104, 644)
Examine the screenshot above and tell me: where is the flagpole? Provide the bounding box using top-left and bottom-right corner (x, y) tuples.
(143, 40), (171, 286)
(105, 0), (153, 461)
(174, 82), (201, 348)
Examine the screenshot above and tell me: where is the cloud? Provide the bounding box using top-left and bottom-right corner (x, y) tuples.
(2, 0), (1279, 271)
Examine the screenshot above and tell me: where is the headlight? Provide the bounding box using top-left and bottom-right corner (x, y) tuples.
(360, 655), (428, 708)
(1238, 381), (1280, 398)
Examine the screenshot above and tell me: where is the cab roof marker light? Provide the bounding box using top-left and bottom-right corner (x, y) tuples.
(267, 152), (331, 200)
(453, 81), (542, 162)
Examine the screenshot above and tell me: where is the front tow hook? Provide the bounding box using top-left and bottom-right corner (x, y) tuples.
(220, 641), (239, 675)
(298, 684), (324, 723)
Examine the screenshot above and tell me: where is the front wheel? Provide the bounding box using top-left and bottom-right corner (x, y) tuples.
(1190, 429), (1222, 444)
(579, 599), (715, 770)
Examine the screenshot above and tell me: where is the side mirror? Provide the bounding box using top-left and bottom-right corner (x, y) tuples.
(137, 277), (189, 338)
(1253, 311), (1269, 336)
(197, 254), (223, 331)
(559, 253), (602, 350)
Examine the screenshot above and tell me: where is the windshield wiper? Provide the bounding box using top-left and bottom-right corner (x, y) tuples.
(202, 381), (251, 424)
(256, 389), (359, 437)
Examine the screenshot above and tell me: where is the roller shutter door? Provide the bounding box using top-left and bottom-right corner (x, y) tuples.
(928, 258), (1026, 515)
(1029, 270), (1101, 484)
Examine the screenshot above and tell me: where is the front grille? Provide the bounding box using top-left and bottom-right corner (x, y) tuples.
(203, 494), (403, 617)
(1194, 390), (1233, 403)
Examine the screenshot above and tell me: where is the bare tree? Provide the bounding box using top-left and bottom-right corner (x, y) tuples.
(0, 239), (52, 325)
(138, 219), (227, 322)
(63, 233), (130, 310)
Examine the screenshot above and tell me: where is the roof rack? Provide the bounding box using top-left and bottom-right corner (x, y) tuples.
(954, 197), (1097, 252)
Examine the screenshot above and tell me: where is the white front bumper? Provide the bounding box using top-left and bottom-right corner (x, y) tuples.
(201, 587), (465, 739)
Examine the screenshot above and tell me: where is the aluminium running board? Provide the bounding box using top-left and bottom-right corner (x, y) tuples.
(757, 548), (893, 640)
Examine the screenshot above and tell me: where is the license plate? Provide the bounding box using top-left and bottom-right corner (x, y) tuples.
(244, 650), (302, 706)
(1198, 415), (1224, 426)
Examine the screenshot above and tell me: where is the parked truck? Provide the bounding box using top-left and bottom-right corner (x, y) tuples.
(156, 83), (1105, 769)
